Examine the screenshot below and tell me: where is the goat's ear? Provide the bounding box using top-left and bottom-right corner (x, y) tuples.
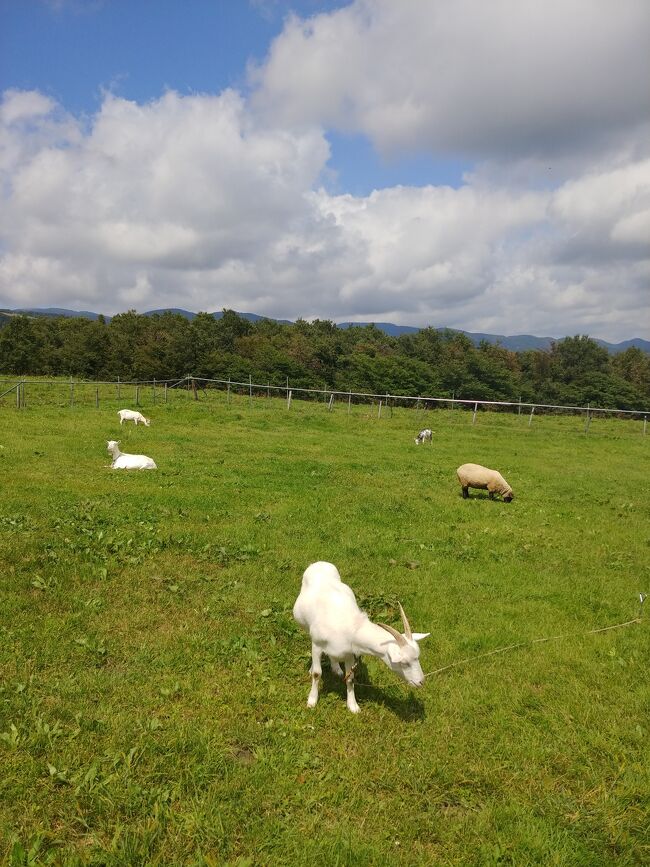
(387, 643), (405, 664)
(412, 632), (430, 642)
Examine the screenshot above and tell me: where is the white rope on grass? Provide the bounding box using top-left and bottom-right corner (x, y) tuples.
(423, 593), (646, 679)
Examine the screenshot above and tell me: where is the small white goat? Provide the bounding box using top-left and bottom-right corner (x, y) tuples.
(293, 562), (429, 713)
(118, 409), (150, 426)
(106, 440), (157, 470)
(414, 428), (433, 445)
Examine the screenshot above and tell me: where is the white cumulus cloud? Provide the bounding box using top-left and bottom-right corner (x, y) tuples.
(252, 0), (650, 161)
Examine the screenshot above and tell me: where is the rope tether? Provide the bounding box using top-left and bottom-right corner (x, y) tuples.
(424, 593), (646, 679)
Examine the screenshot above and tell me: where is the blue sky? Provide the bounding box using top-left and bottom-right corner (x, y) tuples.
(0, 0), (648, 340)
(2, 1), (291, 113)
(1, 0), (469, 190)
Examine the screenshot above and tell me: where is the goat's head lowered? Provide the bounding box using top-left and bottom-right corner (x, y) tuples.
(377, 602), (429, 687)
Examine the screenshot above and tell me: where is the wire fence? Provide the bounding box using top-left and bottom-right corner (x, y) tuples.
(0, 374), (648, 436)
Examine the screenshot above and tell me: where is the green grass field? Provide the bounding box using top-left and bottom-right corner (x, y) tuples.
(1, 392), (648, 865)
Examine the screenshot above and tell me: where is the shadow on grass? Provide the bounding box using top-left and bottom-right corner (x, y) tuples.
(460, 492), (510, 503)
(320, 660), (426, 721)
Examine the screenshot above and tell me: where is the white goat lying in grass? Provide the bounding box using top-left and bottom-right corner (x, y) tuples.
(118, 409), (150, 426)
(106, 440), (157, 470)
(293, 561), (429, 713)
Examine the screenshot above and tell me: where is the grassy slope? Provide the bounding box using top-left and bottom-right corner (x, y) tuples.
(0, 392), (648, 866)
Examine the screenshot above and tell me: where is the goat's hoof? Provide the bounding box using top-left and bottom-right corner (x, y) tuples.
(347, 704), (360, 714)
(307, 697), (318, 708)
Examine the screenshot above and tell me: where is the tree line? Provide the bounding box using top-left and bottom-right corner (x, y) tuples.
(0, 309), (648, 410)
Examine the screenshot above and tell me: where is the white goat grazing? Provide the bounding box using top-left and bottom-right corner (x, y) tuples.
(414, 428), (433, 445)
(106, 440), (157, 470)
(118, 409), (150, 426)
(293, 562), (429, 713)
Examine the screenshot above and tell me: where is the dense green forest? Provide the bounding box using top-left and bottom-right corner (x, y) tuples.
(1, 309), (649, 410)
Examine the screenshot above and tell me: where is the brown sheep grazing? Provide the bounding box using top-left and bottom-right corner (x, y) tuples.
(457, 463), (514, 502)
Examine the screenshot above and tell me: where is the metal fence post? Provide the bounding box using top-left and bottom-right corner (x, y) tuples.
(528, 405), (535, 427)
(136, 384), (140, 406)
(584, 403), (591, 434)
(287, 389), (292, 410)
(643, 415), (647, 436)
(472, 401), (478, 425)
(117, 376), (121, 401)
(95, 386), (99, 408)
(348, 390), (352, 415)
(164, 382), (168, 404)
(249, 374), (253, 408)
(153, 378), (156, 404)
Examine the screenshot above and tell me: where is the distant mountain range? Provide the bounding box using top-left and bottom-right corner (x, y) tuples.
(338, 321), (650, 354)
(1, 306), (648, 355)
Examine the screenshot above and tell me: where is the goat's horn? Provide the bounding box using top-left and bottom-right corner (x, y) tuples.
(377, 622), (407, 646)
(398, 602), (412, 640)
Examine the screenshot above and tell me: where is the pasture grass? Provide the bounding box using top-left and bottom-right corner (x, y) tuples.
(0, 390), (649, 865)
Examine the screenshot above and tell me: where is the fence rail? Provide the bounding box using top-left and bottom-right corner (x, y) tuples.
(0, 382), (19, 400)
(0, 375), (648, 428)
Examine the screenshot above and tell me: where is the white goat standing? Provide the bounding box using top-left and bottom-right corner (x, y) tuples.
(106, 440), (157, 470)
(414, 428), (433, 445)
(118, 409), (151, 426)
(293, 562), (429, 713)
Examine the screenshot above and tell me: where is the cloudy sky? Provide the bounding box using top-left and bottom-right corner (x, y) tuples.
(1, 0), (649, 341)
